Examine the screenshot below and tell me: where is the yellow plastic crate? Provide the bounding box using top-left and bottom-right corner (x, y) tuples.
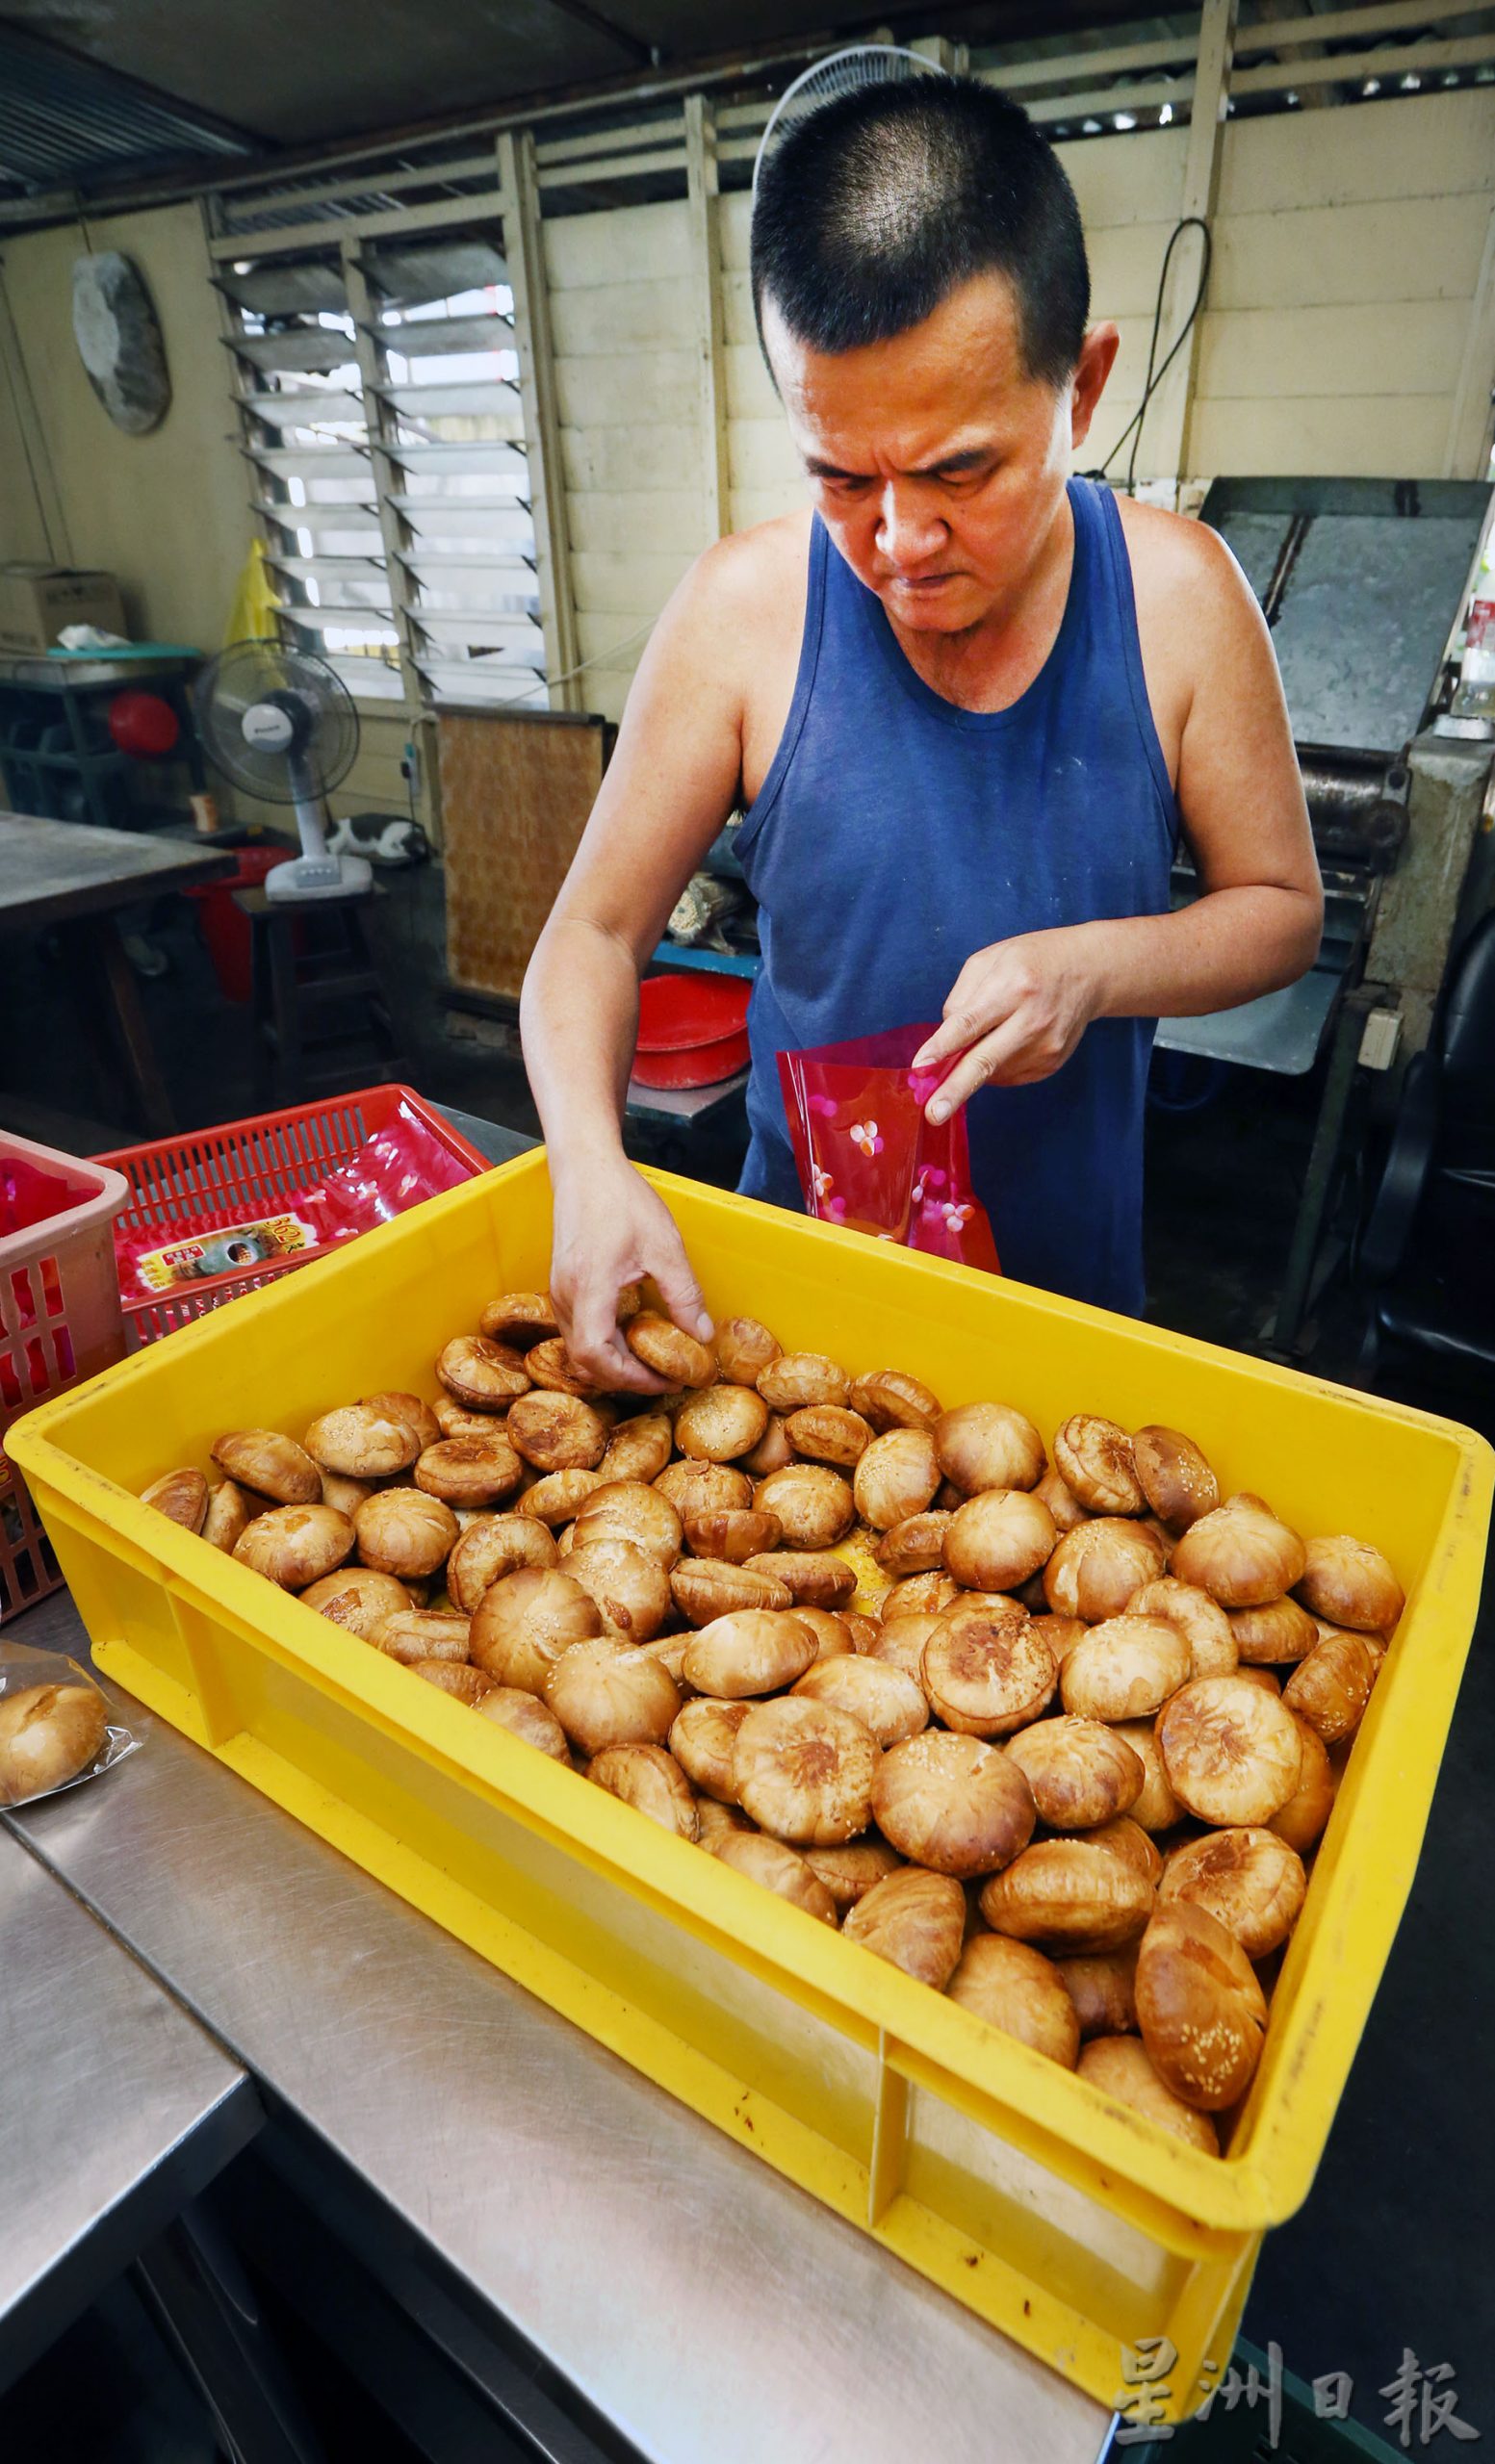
(10, 1155), (1490, 2418)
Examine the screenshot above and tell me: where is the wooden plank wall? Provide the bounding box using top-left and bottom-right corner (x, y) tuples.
(538, 86), (1494, 723)
(1195, 90), (1495, 477)
(544, 196), (713, 724)
(719, 189), (802, 531)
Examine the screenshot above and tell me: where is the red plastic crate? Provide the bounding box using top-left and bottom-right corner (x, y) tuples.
(2, 1131), (131, 1619)
(96, 1086), (491, 1346)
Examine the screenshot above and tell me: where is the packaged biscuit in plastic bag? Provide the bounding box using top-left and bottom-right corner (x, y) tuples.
(0, 1644), (140, 1808)
(778, 1022), (1000, 1271)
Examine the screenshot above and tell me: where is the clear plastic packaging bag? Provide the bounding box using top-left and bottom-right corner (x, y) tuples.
(0, 1644), (140, 1808)
(777, 1022), (1001, 1271)
(115, 1098), (475, 1297)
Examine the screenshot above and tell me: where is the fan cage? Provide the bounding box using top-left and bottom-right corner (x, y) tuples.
(752, 44), (948, 194)
(194, 639), (361, 805)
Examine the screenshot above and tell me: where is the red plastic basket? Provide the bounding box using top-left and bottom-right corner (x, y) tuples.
(2, 1130), (131, 1619)
(95, 1087), (490, 1346)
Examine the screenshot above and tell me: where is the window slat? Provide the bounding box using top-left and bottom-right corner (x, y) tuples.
(215, 261), (348, 315)
(374, 382), (525, 425)
(245, 442), (372, 482)
(365, 311), (514, 353)
(237, 387), (366, 427)
(321, 655), (406, 701)
(403, 582), (536, 615)
(416, 655), (546, 701)
(271, 581), (395, 615)
(252, 498), (381, 536)
(226, 326), (364, 374)
(393, 546), (533, 574)
(369, 439), (528, 477)
(266, 553), (390, 579)
(387, 496), (531, 528)
(405, 609), (544, 650)
(271, 602), (399, 633)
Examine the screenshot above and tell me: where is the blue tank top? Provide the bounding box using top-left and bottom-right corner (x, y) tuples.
(734, 478), (1177, 1316)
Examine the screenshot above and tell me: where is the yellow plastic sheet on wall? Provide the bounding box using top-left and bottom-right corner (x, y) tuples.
(223, 538), (277, 645)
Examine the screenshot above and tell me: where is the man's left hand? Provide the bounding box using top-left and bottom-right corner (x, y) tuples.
(912, 929), (1101, 1121)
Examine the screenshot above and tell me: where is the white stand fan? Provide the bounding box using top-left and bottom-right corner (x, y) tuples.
(194, 641), (373, 901)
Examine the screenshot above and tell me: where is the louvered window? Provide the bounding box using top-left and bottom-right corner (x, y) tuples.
(220, 227), (544, 707)
(367, 232), (545, 706)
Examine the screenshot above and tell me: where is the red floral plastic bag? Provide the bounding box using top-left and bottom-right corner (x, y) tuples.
(777, 1023), (1000, 1272)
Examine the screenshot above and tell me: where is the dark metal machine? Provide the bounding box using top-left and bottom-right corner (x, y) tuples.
(1157, 475), (1495, 1351)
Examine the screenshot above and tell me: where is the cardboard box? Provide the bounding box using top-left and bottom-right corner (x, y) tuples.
(0, 563), (127, 654)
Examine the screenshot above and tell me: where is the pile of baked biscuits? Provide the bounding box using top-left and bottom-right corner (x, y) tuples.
(141, 1288), (1402, 2154)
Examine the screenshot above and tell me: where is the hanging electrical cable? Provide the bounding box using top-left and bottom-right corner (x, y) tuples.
(1089, 214), (1213, 496)
(480, 611), (659, 711)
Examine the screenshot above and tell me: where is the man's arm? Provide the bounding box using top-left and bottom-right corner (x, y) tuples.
(521, 542), (753, 1388)
(914, 516), (1323, 1116)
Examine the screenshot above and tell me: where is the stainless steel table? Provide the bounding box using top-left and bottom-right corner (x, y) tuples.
(5, 1588), (1111, 2464)
(0, 1818), (259, 2394)
(1, 1104), (1111, 2459)
(429, 1103), (535, 1168)
(626, 1068), (749, 1123)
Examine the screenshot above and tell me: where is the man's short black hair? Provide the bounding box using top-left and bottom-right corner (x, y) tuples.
(751, 75), (1090, 387)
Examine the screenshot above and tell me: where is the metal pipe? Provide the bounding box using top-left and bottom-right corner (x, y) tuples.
(1261, 512), (1311, 628)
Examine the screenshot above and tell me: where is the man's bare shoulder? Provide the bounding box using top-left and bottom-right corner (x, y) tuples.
(608, 505), (809, 772)
(1115, 495), (1262, 633)
(643, 507), (810, 722)
(692, 505), (812, 624)
(1108, 495), (1276, 759)
(1114, 494), (1274, 719)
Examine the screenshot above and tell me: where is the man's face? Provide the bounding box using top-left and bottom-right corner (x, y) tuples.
(762, 271), (1115, 635)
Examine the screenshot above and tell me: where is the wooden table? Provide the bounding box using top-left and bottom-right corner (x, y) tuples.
(0, 811), (234, 1137)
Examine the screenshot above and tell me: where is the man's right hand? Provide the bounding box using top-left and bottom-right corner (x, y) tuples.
(550, 1156), (714, 1395)
(519, 538), (778, 1385)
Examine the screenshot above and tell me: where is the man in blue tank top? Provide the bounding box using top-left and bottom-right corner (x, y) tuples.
(523, 76), (1321, 1385)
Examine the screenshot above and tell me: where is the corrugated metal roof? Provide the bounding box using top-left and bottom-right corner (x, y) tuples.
(0, 0), (1160, 158)
(0, 26), (257, 196)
